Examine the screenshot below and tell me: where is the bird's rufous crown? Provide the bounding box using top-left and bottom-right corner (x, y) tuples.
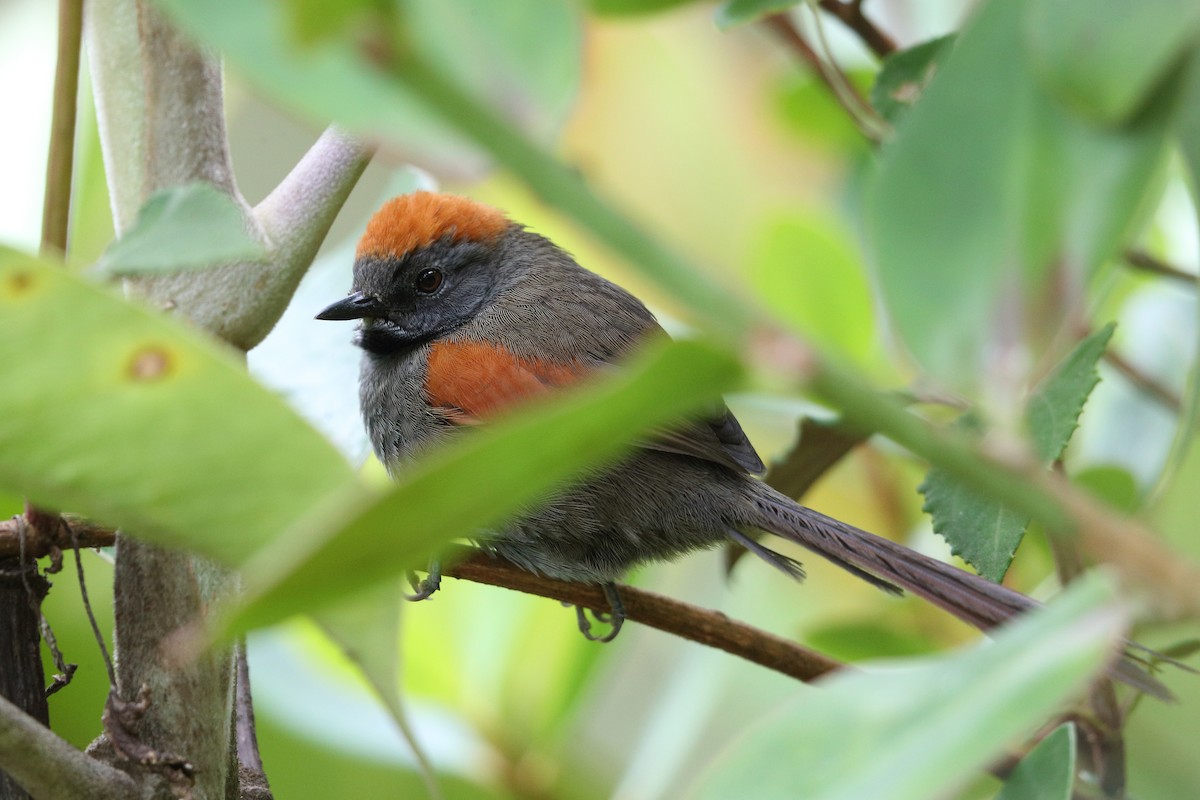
(355, 192), (510, 260)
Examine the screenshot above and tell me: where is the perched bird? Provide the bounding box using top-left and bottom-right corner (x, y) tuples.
(317, 192), (1163, 692)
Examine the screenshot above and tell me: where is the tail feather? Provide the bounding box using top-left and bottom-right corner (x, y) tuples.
(745, 484), (1173, 700)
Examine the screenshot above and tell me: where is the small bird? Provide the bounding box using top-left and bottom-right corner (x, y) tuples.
(316, 192), (1161, 691)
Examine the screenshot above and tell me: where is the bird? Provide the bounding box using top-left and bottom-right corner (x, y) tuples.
(316, 191), (1166, 693)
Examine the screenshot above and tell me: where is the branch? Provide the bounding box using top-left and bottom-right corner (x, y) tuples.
(41, 0), (84, 256)
(817, 0), (896, 59)
(0, 519), (843, 684)
(0, 693), (139, 800)
(442, 548), (844, 683)
(1104, 350), (1183, 413)
(1122, 248), (1198, 286)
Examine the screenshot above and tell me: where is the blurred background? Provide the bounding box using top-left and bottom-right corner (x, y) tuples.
(3, 0), (1198, 797)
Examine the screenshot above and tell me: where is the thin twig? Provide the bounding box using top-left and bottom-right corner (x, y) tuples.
(817, 0), (896, 59)
(234, 643), (273, 800)
(1122, 249), (1198, 286)
(69, 525), (118, 692)
(442, 548), (844, 683)
(1103, 351), (1182, 413)
(17, 513), (77, 697)
(40, 0), (84, 256)
(763, 12), (885, 144)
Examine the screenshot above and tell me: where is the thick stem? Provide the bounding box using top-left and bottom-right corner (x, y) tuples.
(0, 559), (49, 800)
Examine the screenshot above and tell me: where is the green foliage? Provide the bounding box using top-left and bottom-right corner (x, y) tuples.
(921, 326), (1116, 581)
(996, 724), (1076, 800)
(867, 0), (1175, 391)
(589, 0), (701, 16)
(0, 248), (358, 564)
(869, 35), (953, 126)
(714, 0), (799, 30)
(92, 183), (265, 277)
(1025, 0), (1200, 123)
(693, 575), (1124, 800)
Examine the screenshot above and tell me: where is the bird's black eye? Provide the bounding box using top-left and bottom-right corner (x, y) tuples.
(415, 268), (443, 294)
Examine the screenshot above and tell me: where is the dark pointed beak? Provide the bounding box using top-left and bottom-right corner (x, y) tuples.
(315, 292), (386, 321)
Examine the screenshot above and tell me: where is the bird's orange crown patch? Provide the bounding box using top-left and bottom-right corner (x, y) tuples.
(356, 192), (510, 260)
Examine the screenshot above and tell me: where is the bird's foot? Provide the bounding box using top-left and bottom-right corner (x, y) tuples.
(574, 582), (626, 643)
(403, 561), (442, 601)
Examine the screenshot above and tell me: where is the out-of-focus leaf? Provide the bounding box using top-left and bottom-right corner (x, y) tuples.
(315, 582), (439, 797)
(714, 0), (798, 30)
(0, 248), (359, 564)
(227, 339), (743, 632)
(1025, 0), (1200, 123)
(867, 0), (1176, 391)
(773, 73), (871, 153)
(160, 0), (582, 176)
(67, 83), (115, 271)
(282, 0), (389, 45)
(1027, 324), (1116, 463)
(1073, 465), (1140, 514)
(92, 183), (265, 277)
(691, 573), (1124, 800)
(589, 0), (700, 16)
(996, 724), (1076, 800)
(805, 620), (936, 662)
(869, 35), (954, 126)
(748, 214), (877, 366)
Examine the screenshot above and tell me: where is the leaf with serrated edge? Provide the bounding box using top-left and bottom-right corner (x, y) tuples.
(1027, 324), (1116, 464)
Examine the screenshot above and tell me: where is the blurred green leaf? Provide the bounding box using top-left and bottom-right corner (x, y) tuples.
(691, 573), (1124, 800)
(0, 248), (359, 563)
(1027, 324), (1115, 463)
(805, 620), (936, 662)
(589, 0), (700, 16)
(282, 0), (390, 45)
(1073, 465), (1140, 514)
(996, 724), (1076, 800)
(774, 73), (871, 153)
(315, 582), (439, 796)
(714, 0), (798, 30)
(1025, 0), (1200, 123)
(748, 213), (877, 365)
(161, 0), (582, 172)
(867, 0), (1176, 391)
(229, 338), (743, 632)
(869, 35), (953, 126)
(67, 83), (115, 271)
(92, 183), (265, 278)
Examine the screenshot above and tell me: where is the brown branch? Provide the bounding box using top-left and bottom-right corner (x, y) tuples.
(0, 518), (844, 684)
(234, 643), (272, 800)
(1122, 249), (1198, 286)
(1103, 350), (1182, 413)
(442, 548), (844, 683)
(818, 0), (896, 59)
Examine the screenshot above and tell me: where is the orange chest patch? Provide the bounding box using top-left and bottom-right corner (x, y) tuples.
(424, 339), (588, 422)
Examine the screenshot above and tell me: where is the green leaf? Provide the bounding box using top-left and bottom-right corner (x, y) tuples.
(0, 248), (359, 564)
(92, 183), (266, 277)
(869, 35), (954, 126)
(748, 214), (877, 366)
(1074, 465), (1140, 514)
(160, 0), (582, 171)
(281, 0), (390, 45)
(867, 0), (1177, 391)
(1027, 324), (1116, 463)
(714, 0), (799, 30)
(920, 463), (1029, 583)
(996, 724), (1076, 800)
(226, 338), (743, 632)
(691, 573), (1123, 800)
(1025, 0), (1200, 123)
(589, 0), (701, 16)
(805, 620), (937, 662)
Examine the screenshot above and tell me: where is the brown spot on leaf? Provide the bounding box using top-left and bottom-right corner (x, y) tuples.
(128, 347), (173, 382)
(6, 271), (34, 294)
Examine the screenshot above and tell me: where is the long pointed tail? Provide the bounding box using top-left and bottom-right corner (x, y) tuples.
(744, 483), (1172, 699)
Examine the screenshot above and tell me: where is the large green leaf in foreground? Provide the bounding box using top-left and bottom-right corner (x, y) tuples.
(692, 574), (1123, 800)
(0, 248), (359, 563)
(229, 338), (742, 632)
